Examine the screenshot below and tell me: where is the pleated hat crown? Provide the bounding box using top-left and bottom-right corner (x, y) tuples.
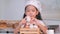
(25, 0), (42, 12)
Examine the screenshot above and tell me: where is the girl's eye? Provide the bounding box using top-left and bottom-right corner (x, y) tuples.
(26, 10), (29, 12)
(32, 10), (35, 12)
(27, 10), (30, 12)
(26, 9), (36, 12)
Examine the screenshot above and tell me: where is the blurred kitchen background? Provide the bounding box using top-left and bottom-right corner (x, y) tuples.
(0, 0), (60, 34)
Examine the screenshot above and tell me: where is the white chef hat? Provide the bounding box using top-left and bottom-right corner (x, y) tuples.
(25, 0), (42, 12)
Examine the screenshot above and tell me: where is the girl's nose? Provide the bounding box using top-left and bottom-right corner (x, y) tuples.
(29, 10), (33, 14)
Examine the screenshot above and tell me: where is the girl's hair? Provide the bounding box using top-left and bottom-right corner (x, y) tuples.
(23, 5), (42, 20)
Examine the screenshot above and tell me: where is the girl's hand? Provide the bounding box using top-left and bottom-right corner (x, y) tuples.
(20, 17), (27, 24)
(30, 17), (40, 26)
(30, 17), (38, 24)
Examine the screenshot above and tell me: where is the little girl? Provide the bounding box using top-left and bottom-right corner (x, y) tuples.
(14, 0), (47, 34)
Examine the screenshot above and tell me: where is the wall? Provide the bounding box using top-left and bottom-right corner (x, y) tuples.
(0, 0), (60, 20)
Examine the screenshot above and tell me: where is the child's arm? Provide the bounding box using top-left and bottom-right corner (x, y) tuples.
(30, 17), (48, 34)
(31, 18), (47, 34)
(36, 22), (48, 34)
(14, 22), (21, 34)
(14, 18), (26, 34)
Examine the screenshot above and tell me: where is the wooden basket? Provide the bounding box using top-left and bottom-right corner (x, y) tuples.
(20, 28), (41, 34)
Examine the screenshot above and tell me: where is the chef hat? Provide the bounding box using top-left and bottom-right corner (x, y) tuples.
(25, 0), (42, 12)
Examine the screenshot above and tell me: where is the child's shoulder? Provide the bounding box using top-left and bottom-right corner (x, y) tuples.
(37, 20), (46, 26)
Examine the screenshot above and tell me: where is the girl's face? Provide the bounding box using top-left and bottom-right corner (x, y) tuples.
(25, 5), (38, 18)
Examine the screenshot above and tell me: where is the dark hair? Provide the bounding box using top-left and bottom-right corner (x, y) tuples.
(23, 5), (42, 20)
